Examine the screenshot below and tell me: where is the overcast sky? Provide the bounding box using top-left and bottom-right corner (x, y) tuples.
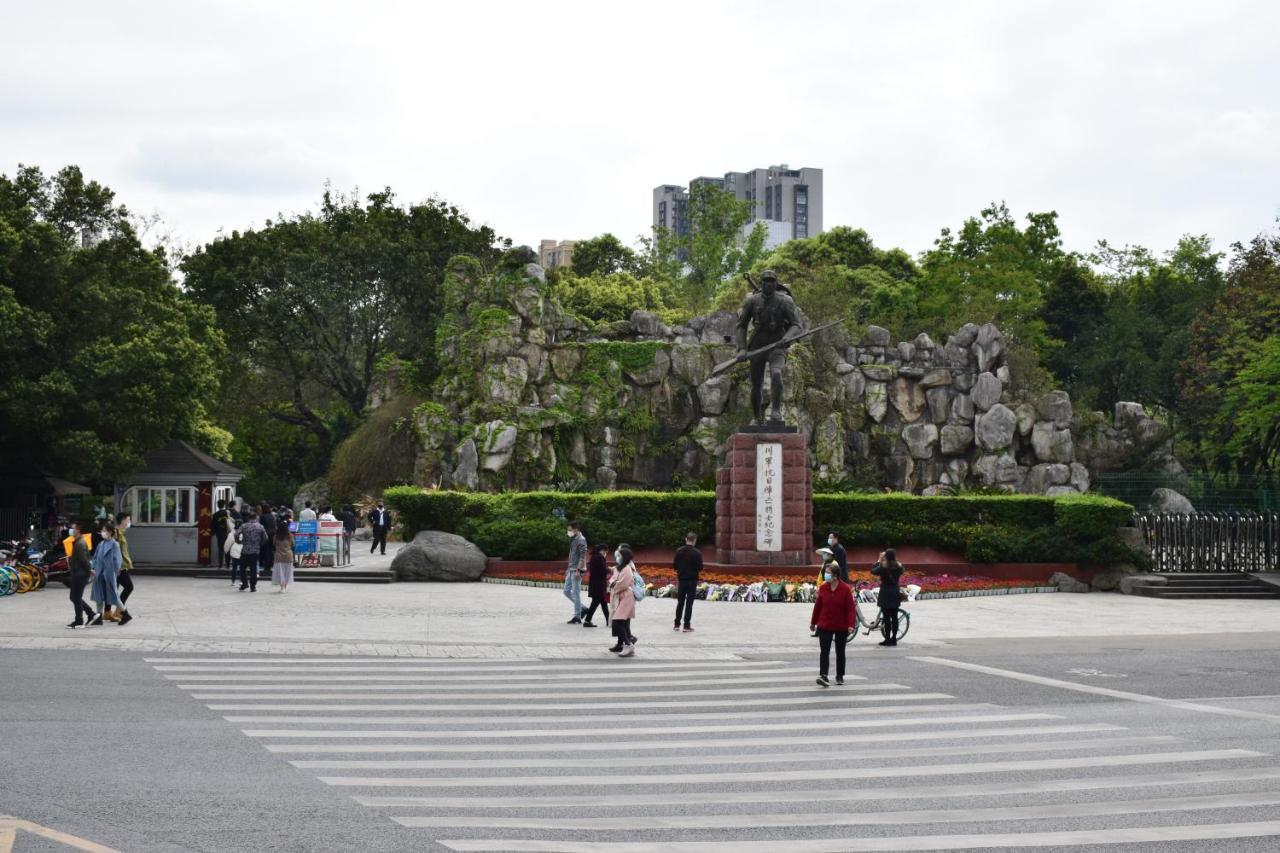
(4, 1), (1277, 261)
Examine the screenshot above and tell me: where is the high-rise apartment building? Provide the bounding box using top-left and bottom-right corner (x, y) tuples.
(652, 164), (822, 250)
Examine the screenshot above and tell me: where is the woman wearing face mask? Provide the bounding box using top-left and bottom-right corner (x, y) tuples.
(826, 531), (848, 582)
(112, 511), (135, 620)
(89, 521), (131, 626)
(809, 560), (855, 686)
(607, 544), (638, 657)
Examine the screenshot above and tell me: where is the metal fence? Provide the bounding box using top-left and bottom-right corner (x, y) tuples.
(1134, 511), (1280, 573)
(1098, 473), (1278, 513)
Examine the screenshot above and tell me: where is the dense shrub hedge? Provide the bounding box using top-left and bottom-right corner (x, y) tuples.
(383, 487), (1137, 565)
(383, 487), (715, 560)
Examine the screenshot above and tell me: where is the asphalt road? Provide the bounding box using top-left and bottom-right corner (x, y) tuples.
(3, 637), (1280, 852)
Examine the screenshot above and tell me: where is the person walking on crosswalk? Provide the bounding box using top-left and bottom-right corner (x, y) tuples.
(563, 521), (587, 624)
(608, 544), (638, 657)
(582, 543), (610, 627)
(809, 561), (855, 686)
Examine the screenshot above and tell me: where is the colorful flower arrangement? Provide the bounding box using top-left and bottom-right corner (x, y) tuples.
(483, 565), (1047, 596)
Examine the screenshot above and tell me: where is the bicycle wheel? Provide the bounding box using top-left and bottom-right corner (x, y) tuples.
(16, 565), (36, 593)
(0, 567), (15, 596)
(896, 610), (911, 641)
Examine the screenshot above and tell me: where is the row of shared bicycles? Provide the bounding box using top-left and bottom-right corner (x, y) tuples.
(1, 535), (68, 596)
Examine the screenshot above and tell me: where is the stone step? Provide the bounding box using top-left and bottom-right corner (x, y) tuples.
(1147, 591), (1280, 599)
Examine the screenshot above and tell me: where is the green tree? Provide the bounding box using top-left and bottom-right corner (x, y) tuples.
(550, 270), (679, 324)
(570, 233), (639, 276)
(1181, 230), (1280, 473)
(649, 183), (767, 311)
(1075, 235), (1225, 416)
(1041, 259), (1108, 392)
(0, 165), (224, 485)
(750, 226), (921, 334)
(915, 204), (1065, 357)
(182, 188), (507, 466)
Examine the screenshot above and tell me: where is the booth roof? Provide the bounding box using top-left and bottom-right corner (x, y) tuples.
(133, 440), (243, 478)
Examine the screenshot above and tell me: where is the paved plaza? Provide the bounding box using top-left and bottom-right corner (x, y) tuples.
(3, 579), (1280, 851)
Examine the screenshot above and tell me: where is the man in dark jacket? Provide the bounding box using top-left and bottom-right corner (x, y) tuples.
(65, 521), (96, 628)
(211, 500), (230, 568)
(236, 512), (267, 592)
(673, 532), (703, 632)
(368, 500), (392, 555)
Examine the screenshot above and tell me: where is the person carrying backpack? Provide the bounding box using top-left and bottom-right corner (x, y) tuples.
(608, 544), (640, 657)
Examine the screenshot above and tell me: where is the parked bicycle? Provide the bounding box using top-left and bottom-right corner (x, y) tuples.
(853, 580), (911, 641)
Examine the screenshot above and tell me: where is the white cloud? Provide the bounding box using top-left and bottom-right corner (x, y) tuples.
(2, 0), (1277, 257)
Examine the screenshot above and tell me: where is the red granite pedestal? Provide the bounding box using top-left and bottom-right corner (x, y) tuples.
(715, 431), (813, 566)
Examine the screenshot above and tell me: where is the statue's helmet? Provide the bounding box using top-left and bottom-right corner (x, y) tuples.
(760, 270), (778, 282)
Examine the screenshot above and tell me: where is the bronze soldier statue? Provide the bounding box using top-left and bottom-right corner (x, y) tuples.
(734, 270), (803, 426)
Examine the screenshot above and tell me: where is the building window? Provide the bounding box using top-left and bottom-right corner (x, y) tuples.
(125, 487), (196, 525)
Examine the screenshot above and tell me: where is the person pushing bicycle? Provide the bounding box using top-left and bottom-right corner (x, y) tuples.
(871, 549), (905, 646)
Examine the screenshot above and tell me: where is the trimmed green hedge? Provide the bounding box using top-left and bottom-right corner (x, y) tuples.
(383, 486), (1137, 565)
(383, 487), (714, 560)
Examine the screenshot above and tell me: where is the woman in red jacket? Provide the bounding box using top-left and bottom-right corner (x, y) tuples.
(809, 564), (856, 687)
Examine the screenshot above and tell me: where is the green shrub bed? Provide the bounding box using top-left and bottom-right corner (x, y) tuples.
(383, 487), (1137, 565)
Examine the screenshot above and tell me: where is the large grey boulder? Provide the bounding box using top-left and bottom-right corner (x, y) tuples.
(452, 439), (480, 490)
(890, 378), (928, 422)
(1150, 488), (1195, 514)
(865, 381), (888, 422)
(392, 531), (488, 581)
(670, 344), (712, 386)
(972, 323), (1005, 372)
(699, 311), (737, 344)
(971, 372), (1003, 411)
(940, 424), (974, 455)
(863, 325), (892, 346)
(697, 376), (732, 415)
(1050, 571), (1090, 593)
(1032, 422), (1075, 463)
(975, 403), (1016, 451)
(950, 394), (975, 423)
(925, 386), (951, 425)
(901, 423), (939, 460)
(293, 479), (330, 516)
(624, 347), (671, 385)
(479, 421), (519, 473)
(1036, 390), (1073, 426)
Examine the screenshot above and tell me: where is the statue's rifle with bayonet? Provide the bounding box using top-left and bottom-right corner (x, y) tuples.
(710, 319), (844, 378)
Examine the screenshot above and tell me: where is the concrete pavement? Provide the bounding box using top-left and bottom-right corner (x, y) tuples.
(3, 575), (1280, 658)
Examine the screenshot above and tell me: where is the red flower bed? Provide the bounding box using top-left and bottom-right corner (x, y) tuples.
(484, 565), (1042, 593)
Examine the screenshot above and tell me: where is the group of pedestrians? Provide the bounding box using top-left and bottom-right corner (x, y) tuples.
(213, 500), (296, 593)
(564, 525), (710, 657)
(64, 512), (135, 628)
(559, 523), (905, 676)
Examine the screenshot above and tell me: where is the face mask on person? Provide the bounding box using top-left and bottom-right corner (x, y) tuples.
(824, 571), (834, 582)
(567, 530), (575, 539)
(827, 537), (835, 546)
(613, 549), (622, 564)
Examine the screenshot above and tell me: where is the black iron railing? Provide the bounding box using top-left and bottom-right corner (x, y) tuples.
(1134, 512), (1279, 573)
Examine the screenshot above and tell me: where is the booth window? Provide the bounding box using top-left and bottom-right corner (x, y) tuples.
(125, 487), (195, 525)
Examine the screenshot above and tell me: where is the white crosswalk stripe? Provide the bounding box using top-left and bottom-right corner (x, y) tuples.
(148, 653), (1280, 851)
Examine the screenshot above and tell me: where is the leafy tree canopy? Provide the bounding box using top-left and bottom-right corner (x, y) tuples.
(0, 165), (224, 486)
(181, 188), (507, 485)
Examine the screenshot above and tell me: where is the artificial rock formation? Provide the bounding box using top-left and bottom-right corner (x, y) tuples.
(403, 260), (1176, 495)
